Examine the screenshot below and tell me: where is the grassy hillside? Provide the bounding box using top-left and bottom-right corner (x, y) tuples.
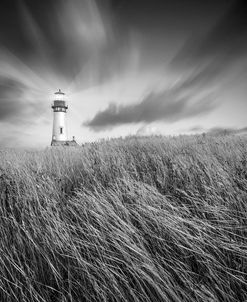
(0, 134), (247, 302)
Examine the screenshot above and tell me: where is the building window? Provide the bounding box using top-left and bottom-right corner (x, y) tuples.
(60, 127), (63, 134)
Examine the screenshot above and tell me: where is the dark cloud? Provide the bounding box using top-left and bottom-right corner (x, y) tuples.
(0, 77), (26, 120)
(171, 0), (247, 83)
(193, 0), (247, 62)
(0, 76), (47, 124)
(83, 89), (216, 131)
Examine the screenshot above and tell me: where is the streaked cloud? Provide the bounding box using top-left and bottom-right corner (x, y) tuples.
(171, 0), (247, 85)
(0, 75), (47, 124)
(83, 88), (216, 131)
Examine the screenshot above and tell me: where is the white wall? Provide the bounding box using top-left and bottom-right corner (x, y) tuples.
(52, 111), (68, 141)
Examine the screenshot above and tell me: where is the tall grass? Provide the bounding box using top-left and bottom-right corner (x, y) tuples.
(0, 134), (247, 301)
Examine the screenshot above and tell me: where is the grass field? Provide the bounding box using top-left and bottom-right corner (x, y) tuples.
(0, 134), (247, 302)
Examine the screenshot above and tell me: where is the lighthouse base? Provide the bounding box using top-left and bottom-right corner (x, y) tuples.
(51, 139), (78, 147)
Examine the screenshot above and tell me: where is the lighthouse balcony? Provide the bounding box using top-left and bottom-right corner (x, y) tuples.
(52, 100), (68, 110)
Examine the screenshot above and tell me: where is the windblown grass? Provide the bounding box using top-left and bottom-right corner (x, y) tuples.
(0, 134), (247, 301)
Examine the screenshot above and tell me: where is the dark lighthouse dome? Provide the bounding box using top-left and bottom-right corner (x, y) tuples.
(54, 88), (65, 95)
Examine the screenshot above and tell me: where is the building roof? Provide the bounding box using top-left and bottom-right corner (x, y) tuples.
(54, 89), (65, 95)
(51, 140), (79, 147)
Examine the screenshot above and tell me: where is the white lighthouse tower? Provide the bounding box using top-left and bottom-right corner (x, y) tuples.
(51, 89), (77, 146)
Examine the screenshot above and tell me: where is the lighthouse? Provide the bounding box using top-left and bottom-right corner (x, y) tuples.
(51, 89), (78, 146)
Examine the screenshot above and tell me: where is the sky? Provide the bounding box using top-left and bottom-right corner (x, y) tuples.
(0, 0), (246, 148)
